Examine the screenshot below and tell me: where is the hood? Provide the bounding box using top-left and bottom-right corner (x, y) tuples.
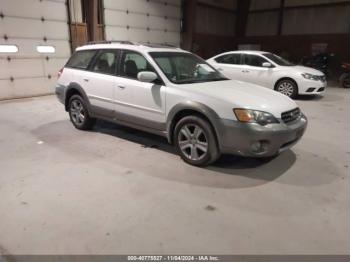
(289, 65), (324, 75)
(180, 80), (298, 118)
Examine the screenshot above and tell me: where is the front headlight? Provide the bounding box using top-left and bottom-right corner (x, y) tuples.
(302, 73), (318, 81)
(234, 109), (279, 126)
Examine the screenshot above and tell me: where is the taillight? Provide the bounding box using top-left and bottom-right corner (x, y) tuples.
(58, 68), (64, 78)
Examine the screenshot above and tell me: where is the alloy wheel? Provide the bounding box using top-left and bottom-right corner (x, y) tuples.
(178, 124), (208, 161)
(277, 81), (295, 97)
(70, 99), (85, 125)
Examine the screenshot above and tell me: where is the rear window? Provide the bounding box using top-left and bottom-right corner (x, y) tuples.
(66, 50), (97, 69)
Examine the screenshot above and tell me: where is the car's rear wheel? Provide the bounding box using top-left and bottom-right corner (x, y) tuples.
(276, 79), (298, 98)
(174, 115), (220, 166)
(68, 95), (95, 130)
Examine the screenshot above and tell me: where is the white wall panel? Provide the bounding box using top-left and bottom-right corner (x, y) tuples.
(104, 0), (181, 46)
(0, 0), (70, 100)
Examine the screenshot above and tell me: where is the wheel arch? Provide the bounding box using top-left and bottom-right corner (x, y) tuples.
(166, 102), (220, 145)
(274, 77), (299, 92)
(64, 83), (91, 112)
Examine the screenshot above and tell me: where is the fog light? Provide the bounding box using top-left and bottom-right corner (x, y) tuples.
(251, 141), (269, 153)
(306, 88), (315, 92)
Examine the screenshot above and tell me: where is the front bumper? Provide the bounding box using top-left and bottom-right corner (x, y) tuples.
(216, 115), (307, 157)
(298, 79), (327, 95)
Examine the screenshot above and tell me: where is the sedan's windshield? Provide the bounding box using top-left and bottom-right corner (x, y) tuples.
(263, 53), (295, 66)
(149, 52), (227, 84)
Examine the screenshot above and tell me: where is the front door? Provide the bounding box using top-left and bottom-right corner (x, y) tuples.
(113, 50), (166, 130)
(240, 54), (275, 89)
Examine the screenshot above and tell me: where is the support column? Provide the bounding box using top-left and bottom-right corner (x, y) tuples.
(236, 0), (251, 38)
(181, 0), (197, 51)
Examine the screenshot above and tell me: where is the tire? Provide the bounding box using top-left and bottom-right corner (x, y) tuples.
(174, 115), (220, 167)
(340, 73), (350, 88)
(68, 95), (96, 130)
(275, 79), (298, 99)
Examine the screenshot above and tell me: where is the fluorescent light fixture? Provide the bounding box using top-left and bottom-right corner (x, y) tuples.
(36, 45), (55, 53)
(0, 44), (18, 53)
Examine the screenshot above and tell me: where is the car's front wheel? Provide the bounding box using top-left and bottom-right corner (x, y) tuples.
(68, 95), (96, 130)
(174, 115), (220, 166)
(276, 79), (298, 98)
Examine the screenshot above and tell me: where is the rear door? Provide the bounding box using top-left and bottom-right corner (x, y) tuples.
(210, 53), (244, 81)
(79, 49), (119, 118)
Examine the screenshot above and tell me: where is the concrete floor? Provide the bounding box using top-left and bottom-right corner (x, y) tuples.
(0, 86), (349, 255)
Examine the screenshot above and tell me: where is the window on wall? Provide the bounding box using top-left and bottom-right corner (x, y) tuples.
(36, 45), (56, 54)
(0, 44), (18, 53)
(92, 51), (117, 75)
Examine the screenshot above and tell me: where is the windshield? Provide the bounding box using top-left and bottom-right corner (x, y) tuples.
(263, 53), (294, 66)
(149, 52), (227, 84)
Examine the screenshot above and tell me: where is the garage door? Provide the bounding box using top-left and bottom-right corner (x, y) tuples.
(104, 0), (181, 46)
(0, 0), (71, 100)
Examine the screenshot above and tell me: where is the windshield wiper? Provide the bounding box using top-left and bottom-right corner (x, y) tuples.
(205, 77), (228, 82)
(176, 77), (228, 84)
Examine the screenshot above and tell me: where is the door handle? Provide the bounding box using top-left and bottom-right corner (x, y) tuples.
(117, 84), (126, 89)
(217, 68), (223, 71)
(242, 70), (250, 73)
(83, 78), (89, 82)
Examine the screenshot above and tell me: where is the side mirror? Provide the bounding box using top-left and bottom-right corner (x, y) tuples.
(262, 62), (273, 68)
(137, 71), (158, 83)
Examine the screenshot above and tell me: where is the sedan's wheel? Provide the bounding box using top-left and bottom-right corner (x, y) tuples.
(68, 95), (96, 130)
(276, 80), (298, 98)
(174, 115), (220, 166)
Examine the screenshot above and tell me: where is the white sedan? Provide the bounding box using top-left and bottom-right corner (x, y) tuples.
(207, 51), (326, 98)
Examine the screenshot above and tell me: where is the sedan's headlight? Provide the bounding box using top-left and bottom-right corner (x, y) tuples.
(234, 109), (279, 126)
(302, 73), (318, 81)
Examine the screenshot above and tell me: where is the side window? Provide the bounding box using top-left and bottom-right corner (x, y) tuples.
(215, 54), (241, 65)
(66, 50), (96, 69)
(92, 51), (117, 75)
(243, 54), (268, 67)
(120, 50), (155, 79)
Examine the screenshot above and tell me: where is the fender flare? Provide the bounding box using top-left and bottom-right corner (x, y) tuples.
(166, 101), (220, 143)
(64, 82), (91, 113)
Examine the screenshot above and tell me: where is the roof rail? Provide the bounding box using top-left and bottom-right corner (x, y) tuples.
(85, 40), (135, 46)
(139, 42), (179, 48)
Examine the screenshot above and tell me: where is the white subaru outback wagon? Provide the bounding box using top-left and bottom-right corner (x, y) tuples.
(55, 41), (307, 166)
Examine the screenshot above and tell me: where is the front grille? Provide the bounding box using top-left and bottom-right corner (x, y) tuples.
(281, 108), (301, 124)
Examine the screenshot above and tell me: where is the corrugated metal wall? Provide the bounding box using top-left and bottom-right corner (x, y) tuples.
(247, 0), (350, 36)
(0, 0), (71, 100)
(103, 0), (181, 46)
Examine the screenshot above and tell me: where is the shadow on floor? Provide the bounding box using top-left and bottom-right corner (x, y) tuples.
(93, 120), (296, 185)
(33, 119), (300, 188)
